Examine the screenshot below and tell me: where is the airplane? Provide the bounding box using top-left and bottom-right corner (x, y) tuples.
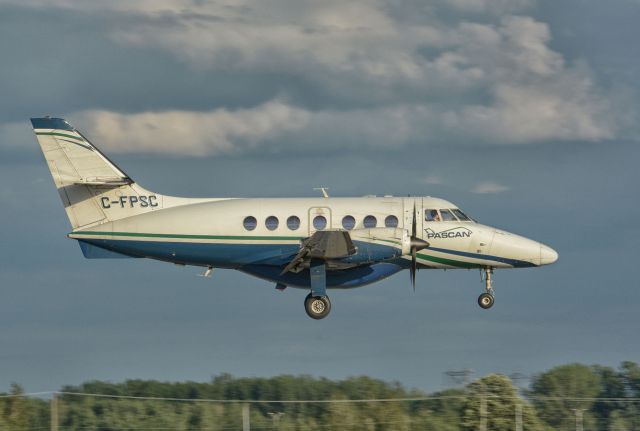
(31, 117), (558, 320)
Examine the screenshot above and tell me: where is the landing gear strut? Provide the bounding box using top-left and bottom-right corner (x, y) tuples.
(304, 293), (331, 320)
(304, 259), (332, 319)
(478, 268), (495, 309)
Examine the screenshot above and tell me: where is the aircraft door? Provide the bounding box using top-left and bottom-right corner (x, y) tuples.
(308, 207), (332, 235)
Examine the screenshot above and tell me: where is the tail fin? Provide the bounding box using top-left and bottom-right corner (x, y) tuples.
(31, 117), (163, 230)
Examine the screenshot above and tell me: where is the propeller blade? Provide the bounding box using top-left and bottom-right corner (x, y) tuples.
(410, 202), (418, 291)
(412, 202), (417, 239)
(411, 245), (417, 291)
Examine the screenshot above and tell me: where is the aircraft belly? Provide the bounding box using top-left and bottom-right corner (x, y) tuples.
(240, 261), (405, 289)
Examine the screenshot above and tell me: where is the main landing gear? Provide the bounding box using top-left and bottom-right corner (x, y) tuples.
(304, 293), (332, 320)
(304, 259), (332, 319)
(478, 267), (495, 309)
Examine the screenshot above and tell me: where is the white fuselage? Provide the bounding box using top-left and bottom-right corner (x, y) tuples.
(70, 195), (558, 288)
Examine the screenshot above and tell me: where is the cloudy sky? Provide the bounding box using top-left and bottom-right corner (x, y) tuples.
(1, 0), (639, 393)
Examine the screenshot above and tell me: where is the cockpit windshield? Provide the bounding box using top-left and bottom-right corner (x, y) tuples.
(440, 209), (457, 221)
(452, 209), (471, 221)
(425, 208), (474, 222)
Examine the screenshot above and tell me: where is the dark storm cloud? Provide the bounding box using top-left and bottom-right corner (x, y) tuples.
(0, 4), (287, 122)
(0, 0), (629, 158)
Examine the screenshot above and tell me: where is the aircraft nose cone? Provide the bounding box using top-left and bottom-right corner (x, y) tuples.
(540, 244), (558, 265)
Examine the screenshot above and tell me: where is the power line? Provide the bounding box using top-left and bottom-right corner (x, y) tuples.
(0, 391), (56, 399)
(4, 390), (640, 403)
(56, 391), (467, 403)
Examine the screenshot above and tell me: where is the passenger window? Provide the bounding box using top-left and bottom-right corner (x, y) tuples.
(265, 216), (279, 230)
(363, 215), (377, 228)
(243, 216), (257, 231)
(425, 209), (441, 222)
(440, 209), (457, 221)
(342, 215), (356, 230)
(385, 215), (398, 228)
(452, 209), (470, 221)
(287, 215), (300, 231)
(313, 215), (327, 230)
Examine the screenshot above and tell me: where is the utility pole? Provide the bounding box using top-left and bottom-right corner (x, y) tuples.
(479, 391), (487, 431)
(573, 409), (584, 431)
(242, 403), (250, 431)
(50, 393), (58, 431)
(515, 402), (523, 431)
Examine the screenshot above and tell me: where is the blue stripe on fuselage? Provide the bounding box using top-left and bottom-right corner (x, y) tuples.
(78, 238), (300, 267)
(78, 237), (403, 267)
(427, 246), (536, 268)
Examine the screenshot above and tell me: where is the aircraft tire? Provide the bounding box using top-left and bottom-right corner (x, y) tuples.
(304, 293), (331, 320)
(478, 292), (494, 309)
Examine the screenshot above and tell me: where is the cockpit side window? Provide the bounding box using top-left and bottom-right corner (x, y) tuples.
(452, 209), (471, 221)
(440, 209), (458, 221)
(425, 209), (441, 222)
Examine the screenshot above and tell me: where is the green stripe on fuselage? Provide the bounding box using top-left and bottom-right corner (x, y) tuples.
(375, 238), (402, 246)
(71, 231), (304, 241)
(72, 231), (480, 268)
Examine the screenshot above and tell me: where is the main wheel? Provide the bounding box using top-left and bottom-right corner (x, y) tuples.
(478, 292), (495, 309)
(304, 293), (331, 320)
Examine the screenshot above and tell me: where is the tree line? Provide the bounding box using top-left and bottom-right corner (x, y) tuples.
(1, 361), (640, 430)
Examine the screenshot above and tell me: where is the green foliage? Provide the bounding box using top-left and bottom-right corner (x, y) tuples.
(0, 383), (48, 430)
(529, 363), (601, 430)
(461, 374), (544, 431)
(3, 362), (640, 430)
(530, 362), (640, 431)
(58, 375), (431, 431)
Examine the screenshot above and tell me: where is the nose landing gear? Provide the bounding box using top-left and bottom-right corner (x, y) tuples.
(478, 268), (495, 309)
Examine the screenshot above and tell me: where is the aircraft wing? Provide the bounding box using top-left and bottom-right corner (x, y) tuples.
(280, 230), (356, 275)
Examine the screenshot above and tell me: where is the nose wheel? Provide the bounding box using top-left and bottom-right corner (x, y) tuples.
(478, 268), (495, 309)
(478, 292), (494, 309)
(304, 293), (331, 320)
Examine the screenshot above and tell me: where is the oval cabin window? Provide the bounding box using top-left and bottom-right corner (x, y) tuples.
(342, 215), (356, 230)
(265, 216), (279, 231)
(287, 215), (300, 231)
(385, 215), (399, 228)
(363, 215), (377, 228)
(243, 216), (257, 231)
(313, 215), (327, 230)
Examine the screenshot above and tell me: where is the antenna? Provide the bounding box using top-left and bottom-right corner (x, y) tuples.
(313, 187), (329, 198)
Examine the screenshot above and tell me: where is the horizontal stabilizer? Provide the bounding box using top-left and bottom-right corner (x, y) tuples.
(74, 177), (133, 186)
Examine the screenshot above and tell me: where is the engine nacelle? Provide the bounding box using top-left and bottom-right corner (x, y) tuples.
(338, 227), (411, 265)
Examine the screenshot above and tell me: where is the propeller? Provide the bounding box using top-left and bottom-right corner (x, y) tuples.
(409, 203), (429, 291)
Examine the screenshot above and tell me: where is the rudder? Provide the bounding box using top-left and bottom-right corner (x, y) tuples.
(31, 117), (162, 229)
